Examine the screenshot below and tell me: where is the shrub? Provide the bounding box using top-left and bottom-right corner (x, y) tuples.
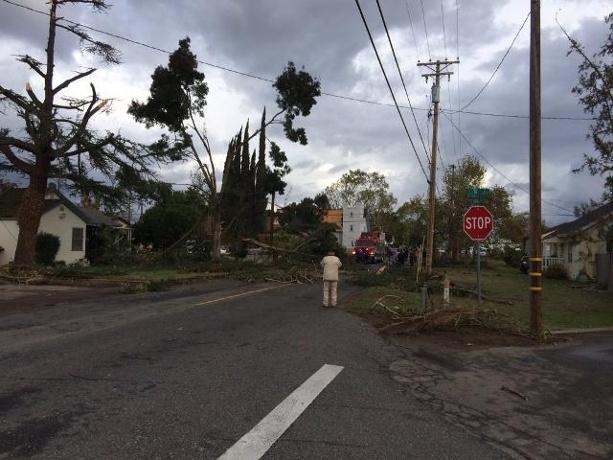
(187, 240), (212, 262)
(503, 246), (523, 268)
(86, 226), (133, 265)
(544, 264), (569, 280)
(35, 232), (60, 265)
(229, 241), (248, 259)
(305, 223), (346, 260)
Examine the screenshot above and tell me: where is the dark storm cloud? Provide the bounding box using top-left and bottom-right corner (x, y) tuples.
(0, 0), (609, 224)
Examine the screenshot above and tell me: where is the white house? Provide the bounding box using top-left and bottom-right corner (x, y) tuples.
(542, 202), (613, 280)
(342, 203), (369, 252)
(0, 185), (127, 265)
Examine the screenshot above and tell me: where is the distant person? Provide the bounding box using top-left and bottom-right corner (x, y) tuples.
(397, 247), (408, 266)
(320, 251), (342, 307)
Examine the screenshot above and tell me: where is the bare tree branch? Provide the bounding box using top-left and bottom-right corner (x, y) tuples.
(17, 55), (46, 79)
(0, 84), (29, 110)
(53, 67), (97, 95)
(0, 144), (34, 173)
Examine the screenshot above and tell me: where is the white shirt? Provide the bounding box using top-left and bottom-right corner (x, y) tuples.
(321, 255), (342, 281)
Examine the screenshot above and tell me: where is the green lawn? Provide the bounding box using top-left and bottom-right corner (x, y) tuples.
(52, 264), (210, 282)
(347, 259), (613, 331)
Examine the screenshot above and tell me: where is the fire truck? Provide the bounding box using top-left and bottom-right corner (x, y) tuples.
(352, 232), (386, 263)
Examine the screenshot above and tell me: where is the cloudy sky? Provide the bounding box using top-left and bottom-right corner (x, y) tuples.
(0, 0), (611, 224)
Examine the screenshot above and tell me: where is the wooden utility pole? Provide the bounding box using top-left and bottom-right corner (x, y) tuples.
(418, 59), (459, 275)
(529, 0), (544, 338)
(270, 192), (277, 261)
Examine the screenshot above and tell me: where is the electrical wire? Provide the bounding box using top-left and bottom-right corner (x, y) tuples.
(442, 111), (575, 215)
(1, 0), (596, 123)
(440, 0), (448, 58)
(405, 0), (420, 58)
(353, 0), (429, 183)
(455, 0), (460, 59)
(442, 108), (591, 121)
(446, 81), (458, 158)
(461, 11), (531, 111)
(419, 0), (432, 60)
(455, 0), (462, 155)
(376, 0), (430, 163)
(439, 0), (457, 158)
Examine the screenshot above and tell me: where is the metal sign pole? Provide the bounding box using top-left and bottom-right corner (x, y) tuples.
(477, 241), (482, 307)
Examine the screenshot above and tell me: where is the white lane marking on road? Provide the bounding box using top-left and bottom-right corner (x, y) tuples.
(193, 285), (287, 307)
(218, 363), (344, 460)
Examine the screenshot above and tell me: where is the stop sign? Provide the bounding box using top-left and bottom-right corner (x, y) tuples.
(463, 206), (494, 241)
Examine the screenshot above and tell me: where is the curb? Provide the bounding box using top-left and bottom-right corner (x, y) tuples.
(551, 326), (613, 336)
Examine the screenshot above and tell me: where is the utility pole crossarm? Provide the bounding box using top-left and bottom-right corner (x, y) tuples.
(417, 59), (460, 66)
(421, 72), (454, 78)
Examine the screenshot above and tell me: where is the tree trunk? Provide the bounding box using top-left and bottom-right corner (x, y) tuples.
(451, 234), (459, 263)
(210, 204), (222, 262)
(13, 1), (57, 266)
(14, 172), (48, 266)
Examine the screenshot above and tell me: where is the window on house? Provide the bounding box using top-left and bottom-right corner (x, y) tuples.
(350, 224), (353, 232)
(350, 212), (353, 218)
(72, 227), (84, 251)
(567, 243), (573, 263)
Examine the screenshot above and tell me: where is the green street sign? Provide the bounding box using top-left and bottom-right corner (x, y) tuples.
(467, 187), (490, 204)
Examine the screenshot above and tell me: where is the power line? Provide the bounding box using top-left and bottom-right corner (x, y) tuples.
(353, 0), (429, 182)
(419, 0), (432, 60)
(455, 0), (460, 59)
(446, 81), (458, 158)
(455, 0), (462, 154)
(376, 0), (430, 163)
(461, 11), (531, 110)
(405, 0), (420, 58)
(442, 111), (575, 214)
(442, 108), (592, 121)
(437, 133), (447, 173)
(1, 0), (596, 123)
(440, 0), (448, 58)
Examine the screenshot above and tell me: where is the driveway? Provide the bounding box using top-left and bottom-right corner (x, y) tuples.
(390, 332), (613, 459)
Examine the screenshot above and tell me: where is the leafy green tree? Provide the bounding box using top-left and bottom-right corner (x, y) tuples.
(0, 0), (171, 265)
(440, 156), (485, 260)
(134, 189), (206, 250)
(324, 169), (397, 228)
(130, 39), (320, 260)
(313, 192), (331, 210)
(500, 212), (529, 244)
(573, 198), (604, 217)
(562, 13), (613, 199)
(394, 196), (428, 247)
(305, 223), (345, 258)
(279, 198), (323, 234)
(213, 109), (292, 241)
(440, 156), (516, 259)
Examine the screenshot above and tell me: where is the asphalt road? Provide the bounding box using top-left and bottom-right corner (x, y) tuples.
(0, 280), (501, 459)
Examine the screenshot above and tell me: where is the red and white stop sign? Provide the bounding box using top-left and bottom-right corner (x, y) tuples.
(463, 206), (494, 241)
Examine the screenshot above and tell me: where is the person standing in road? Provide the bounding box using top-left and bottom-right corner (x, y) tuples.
(320, 251), (342, 307)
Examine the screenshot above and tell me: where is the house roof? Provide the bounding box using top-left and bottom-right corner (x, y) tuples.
(78, 207), (115, 226)
(0, 187), (117, 226)
(544, 201), (613, 239)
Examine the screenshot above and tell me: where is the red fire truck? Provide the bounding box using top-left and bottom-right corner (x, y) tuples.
(352, 232), (385, 263)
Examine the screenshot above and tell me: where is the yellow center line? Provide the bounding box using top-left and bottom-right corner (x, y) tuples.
(193, 284), (289, 307)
